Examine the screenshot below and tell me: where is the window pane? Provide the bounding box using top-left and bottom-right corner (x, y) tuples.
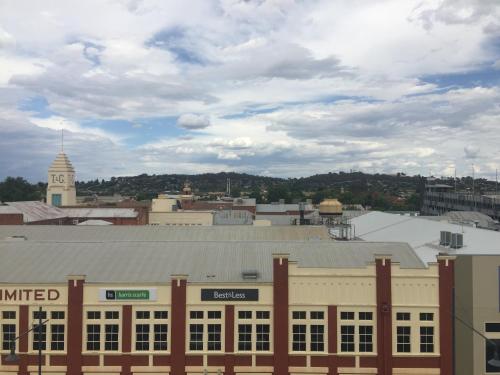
(256, 324), (270, 351)
(189, 324), (203, 350)
(310, 324), (324, 352)
(340, 325), (354, 352)
(208, 311), (222, 319)
(105, 311), (119, 320)
(359, 312), (373, 320)
(2, 324), (16, 351)
(292, 311), (306, 320)
(359, 325), (373, 352)
(420, 326), (434, 353)
(104, 324), (119, 350)
(32, 324), (46, 351)
(190, 311), (203, 319)
(154, 324), (168, 350)
(87, 311), (101, 320)
(340, 312), (354, 320)
(396, 312), (410, 321)
(154, 311), (168, 320)
(238, 311), (252, 319)
(136, 311), (150, 320)
(397, 326), (411, 353)
(419, 313), (434, 321)
(86, 324), (100, 351)
(485, 323), (500, 333)
(292, 324), (306, 351)
(256, 311), (270, 320)
(207, 324), (221, 351)
(50, 324), (65, 351)
(135, 324), (149, 351)
(311, 311), (324, 320)
(486, 339), (500, 373)
(238, 324), (252, 351)
(2, 311), (16, 320)
(51, 311), (65, 320)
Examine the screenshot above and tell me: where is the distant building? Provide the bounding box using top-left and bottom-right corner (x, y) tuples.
(2, 201), (67, 225)
(422, 183), (500, 220)
(255, 201), (319, 225)
(149, 194), (214, 225)
(46, 152), (76, 207)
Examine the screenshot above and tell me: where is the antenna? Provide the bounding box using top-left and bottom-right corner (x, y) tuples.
(454, 168), (457, 193)
(61, 128), (64, 153)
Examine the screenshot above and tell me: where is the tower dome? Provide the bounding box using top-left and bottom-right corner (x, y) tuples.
(47, 152), (76, 207)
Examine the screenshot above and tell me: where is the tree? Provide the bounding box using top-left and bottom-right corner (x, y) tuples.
(266, 185), (290, 203)
(0, 177), (42, 202)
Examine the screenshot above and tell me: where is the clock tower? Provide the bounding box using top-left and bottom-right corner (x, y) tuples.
(46, 152), (76, 207)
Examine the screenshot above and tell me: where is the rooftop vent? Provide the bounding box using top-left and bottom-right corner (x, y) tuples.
(242, 270), (259, 280)
(440, 231), (451, 246)
(450, 233), (464, 249)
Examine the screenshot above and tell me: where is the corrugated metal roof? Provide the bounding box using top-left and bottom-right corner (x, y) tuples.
(6, 201), (66, 222)
(0, 240), (424, 284)
(61, 208), (138, 218)
(256, 203), (315, 213)
(77, 220), (113, 226)
(352, 211), (500, 264)
(0, 225), (331, 242)
(0, 206), (22, 214)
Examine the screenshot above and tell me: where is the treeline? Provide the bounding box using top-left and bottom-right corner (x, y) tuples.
(0, 177), (44, 202)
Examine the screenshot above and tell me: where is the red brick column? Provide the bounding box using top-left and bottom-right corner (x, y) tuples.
(273, 253), (289, 375)
(328, 305), (338, 375)
(376, 256), (392, 375)
(17, 305), (29, 375)
(171, 275), (187, 375)
(67, 275), (85, 375)
(121, 305), (132, 375)
(438, 255), (455, 375)
(224, 305), (235, 375)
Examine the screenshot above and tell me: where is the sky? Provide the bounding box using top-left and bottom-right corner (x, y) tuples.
(0, 0), (499, 182)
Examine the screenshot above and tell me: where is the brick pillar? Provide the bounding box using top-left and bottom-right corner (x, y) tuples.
(438, 255), (455, 375)
(17, 305), (29, 375)
(224, 305), (235, 375)
(273, 253), (289, 375)
(67, 275), (85, 375)
(171, 275), (187, 375)
(328, 305), (338, 375)
(121, 305), (132, 375)
(375, 256), (392, 375)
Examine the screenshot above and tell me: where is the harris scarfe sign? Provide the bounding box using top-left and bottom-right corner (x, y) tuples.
(99, 288), (157, 301)
(201, 289), (258, 301)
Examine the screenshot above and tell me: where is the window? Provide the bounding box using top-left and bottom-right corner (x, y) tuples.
(341, 311), (354, 320)
(359, 312), (373, 321)
(134, 308), (169, 352)
(420, 327), (434, 353)
(51, 312), (65, 320)
(292, 324), (306, 351)
(87, 325), (100, 351)
(239, 311), (252, 319)
(397, 326), (411, 353)
(419, 313), (434, 321)
(189, 324), (203, 350)
(291, 309), (326, 353)
(486, 339), (500, 373)
(396, 312), (410, 321)
(190, 311), (203, 319)
(105, 324), (119, 350)
(293, 311), (306, 320)
(85, 309), (120, 352)
(105, 311), (119, 320)
(485, 323), (500, 333)
(339, 309), (375, 354)
(340, 325), (355, 352)
(208, 311), (221, 319)
(256, 311), (270, 319)
(51, 325), (65, 351)
(136, 311), (150, 320)
(311, 325), (324, 351)
(135, 324), (149, 351)
(311, 311), (324, 320)
(238, 324), (252, 351)
(207, 324), (221, 350)
(188, 309), (223, 352)
(1, 310), (16, 351)
(256, 324), (270, 351)
(32, 321), (46, 351)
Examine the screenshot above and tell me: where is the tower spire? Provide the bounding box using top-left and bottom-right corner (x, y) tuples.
(61, 129), (64, 153)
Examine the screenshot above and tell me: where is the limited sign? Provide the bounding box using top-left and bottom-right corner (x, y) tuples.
(201, 289), (259, 301)
(99, 288), (157, 301)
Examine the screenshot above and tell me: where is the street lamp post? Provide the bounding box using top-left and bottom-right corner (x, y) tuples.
(5, 306), (49, 375)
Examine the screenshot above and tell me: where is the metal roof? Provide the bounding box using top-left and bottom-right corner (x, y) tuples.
(5, 201), (66, 222)
(77, 220), (113, 226)
(0, 240), (424, 284)
(352, 211), (500, 264)
(256, 203), (315, 213)
(0, 225), (331, 242)
(61, 208), (138, 218)
(0, 206), (22, 214)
